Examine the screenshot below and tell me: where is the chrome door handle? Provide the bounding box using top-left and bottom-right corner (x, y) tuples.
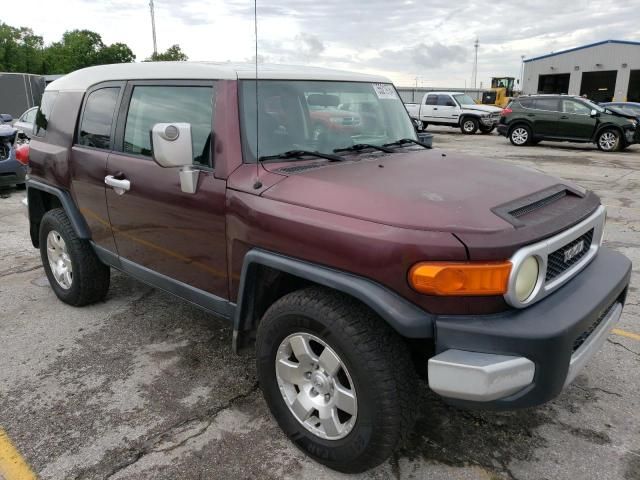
(105, 175), (130, 195)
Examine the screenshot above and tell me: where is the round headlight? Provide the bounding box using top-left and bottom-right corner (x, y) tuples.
(515, 256), (539, 302)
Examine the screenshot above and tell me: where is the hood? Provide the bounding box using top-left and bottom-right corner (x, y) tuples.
(605, 106), (640, 120)
(463, 104), (503, 114)
(262, 149), (571, 234)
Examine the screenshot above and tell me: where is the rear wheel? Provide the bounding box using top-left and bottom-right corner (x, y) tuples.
(509, 124), (532, 146)
(39, 208), (110, 306)
(256, 287), (416, 473)
(461, 117), (479, 134)
(597, 129), (622, 152)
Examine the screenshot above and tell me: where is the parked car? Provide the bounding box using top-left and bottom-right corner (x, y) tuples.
(405, 91), (502, 134)
(13, 106), (38, 138)
(0, 113), (13, 124)
(0, 123), (28, 189)
(498, 95), (640, 151)
(601, 101), (640, 121)
(25, 63), (631, 473)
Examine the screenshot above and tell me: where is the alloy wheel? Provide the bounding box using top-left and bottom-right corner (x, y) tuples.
(46, 230), (73, 289)
(275, 332), (357, 440)
(512, 127), (529, 145)
(463, 120), (476, 132)
(599, 131), (617, 151)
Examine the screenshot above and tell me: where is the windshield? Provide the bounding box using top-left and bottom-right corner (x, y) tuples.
(240, 80), (416, 162)
(581, 98), (605, 113)
(453, 94), (477, 106)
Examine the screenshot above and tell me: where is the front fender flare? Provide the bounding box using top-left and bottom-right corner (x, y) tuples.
(233, 249), (435, 351)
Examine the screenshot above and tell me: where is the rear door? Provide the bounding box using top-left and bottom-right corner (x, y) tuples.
(559, 99), (597, 139)
(420, 94), (438, 121)
(432, 94), (459, 124)
(105, 80), (229, 299)
(70, 82), (124, 253)
(530, 98), (561, 137)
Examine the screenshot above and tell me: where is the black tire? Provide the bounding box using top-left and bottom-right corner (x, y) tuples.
(509, 124), (532, 146)
(460, 117), (479, 134)
(421, 121), (428, 130)
(596, 128), (622, 152)
(256, 286), (416, 473)
(39, 208), (110, 306)
(15, 183), (26, 190)
(479, 125), (495, 134)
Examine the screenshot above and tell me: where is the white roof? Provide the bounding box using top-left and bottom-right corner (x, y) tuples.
(47, 62), (391, 92)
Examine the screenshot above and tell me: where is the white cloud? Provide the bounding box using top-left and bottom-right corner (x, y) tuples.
(2, 0), (639, 87)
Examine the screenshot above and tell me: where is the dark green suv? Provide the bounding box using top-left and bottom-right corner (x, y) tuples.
(497, 95), (640, 152)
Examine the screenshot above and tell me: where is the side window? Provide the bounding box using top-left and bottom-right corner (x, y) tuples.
(533, 98), (560, 112)
(123, 85), (214, 167)
(437, 95), (455, 107)
(561, 100), (591, 115)
(78, 87), (120, 149)
(25, 108), (38, 123)
(34, 91), (59, 137)
(425, 95), (438, 105)
(518, 98), (533, 108)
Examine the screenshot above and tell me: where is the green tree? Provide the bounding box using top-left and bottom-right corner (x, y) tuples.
(0, 23), (135, 74)
(146, 44), (188, 62)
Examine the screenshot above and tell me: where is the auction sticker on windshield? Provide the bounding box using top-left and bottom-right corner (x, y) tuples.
(373, 84), (398, 100)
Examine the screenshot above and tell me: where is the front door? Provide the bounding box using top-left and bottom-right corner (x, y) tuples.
(558, 99), (597, 140)
(105, 81), (228, 298)
(432, 94), (459, 124)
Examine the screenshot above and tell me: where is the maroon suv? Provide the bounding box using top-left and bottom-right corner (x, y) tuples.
(24, 62), (631, 473)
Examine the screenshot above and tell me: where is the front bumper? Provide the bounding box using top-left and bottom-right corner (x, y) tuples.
(623, 126), (639, 144)
(428, 247), (631, 410)
(0, 158), (27, 186)
(480, 116), (499, 127)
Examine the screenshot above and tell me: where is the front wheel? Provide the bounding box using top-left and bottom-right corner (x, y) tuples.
(509, 124), (532, 146)
(256, 287), (416, 473)
(597, 129), (622, 152)
(421, 121), (429, 130)
(460, 117), (479, 134)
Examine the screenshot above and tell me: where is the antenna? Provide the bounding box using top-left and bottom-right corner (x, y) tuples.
(253, 0), (262, 189)
(471, 37), (479, 89)
(149, 0), (158, 57)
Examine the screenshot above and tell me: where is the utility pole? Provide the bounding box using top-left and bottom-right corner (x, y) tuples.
(149, 0), (158, 57)
(520, 55), (526, 93)
(471, 37), (479, 89)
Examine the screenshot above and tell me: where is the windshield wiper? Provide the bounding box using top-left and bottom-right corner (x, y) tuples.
(258, 150), (345, 162)
(334, 143), (394, 154)
(382, 138), (432, 149)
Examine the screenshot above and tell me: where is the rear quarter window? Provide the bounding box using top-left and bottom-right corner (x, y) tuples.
(33, 91), (59, 137)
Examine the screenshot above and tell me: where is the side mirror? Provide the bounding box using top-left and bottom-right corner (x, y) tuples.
(590, 109), (599, 118)
(151, 123), (199, 194)
(151, 123), (193, 167)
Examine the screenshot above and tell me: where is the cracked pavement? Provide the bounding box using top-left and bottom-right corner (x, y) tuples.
(0, 130), (639, 479)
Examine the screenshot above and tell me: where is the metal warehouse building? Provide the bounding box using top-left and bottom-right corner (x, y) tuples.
(522, 40), (640, 102)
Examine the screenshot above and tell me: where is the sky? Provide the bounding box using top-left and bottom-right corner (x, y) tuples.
(2, 0), (639, 88)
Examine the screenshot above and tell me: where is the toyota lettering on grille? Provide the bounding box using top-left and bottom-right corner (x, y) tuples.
(564, 240), (585, 263)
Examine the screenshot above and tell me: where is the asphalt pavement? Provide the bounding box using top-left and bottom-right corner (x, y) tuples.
(0, 129), (638, 479)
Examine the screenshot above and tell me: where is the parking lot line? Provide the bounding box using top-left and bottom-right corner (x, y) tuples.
(612, 328), (640, 342)
(0, 429), (36, 480)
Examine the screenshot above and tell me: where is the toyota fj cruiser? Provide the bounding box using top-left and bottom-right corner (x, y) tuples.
(25, 63), (631, 473)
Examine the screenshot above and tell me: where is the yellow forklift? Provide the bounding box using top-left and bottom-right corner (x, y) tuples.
(481, 77), (515, 108)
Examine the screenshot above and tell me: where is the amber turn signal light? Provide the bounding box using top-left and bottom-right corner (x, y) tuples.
(409, 261), (512, 296)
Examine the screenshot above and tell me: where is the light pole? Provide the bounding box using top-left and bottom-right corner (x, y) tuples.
(520, 55), (525, 93)
(150, 0), (158, 57)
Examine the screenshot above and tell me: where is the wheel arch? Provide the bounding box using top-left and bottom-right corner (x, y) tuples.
(27, 179), (91, 248)
(507, 120), (534, 135)
(232, 249), (434, 352)
(458, 113), (481, 126)
(593, 123), (624, 142)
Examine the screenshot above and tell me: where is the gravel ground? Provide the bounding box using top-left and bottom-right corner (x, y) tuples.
(0, 128), (638, 480)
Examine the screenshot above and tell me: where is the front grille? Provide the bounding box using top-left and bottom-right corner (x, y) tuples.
(546, 229), (594, 281)
(572, 300), (618, 352)
(510, 190), (567, 218)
